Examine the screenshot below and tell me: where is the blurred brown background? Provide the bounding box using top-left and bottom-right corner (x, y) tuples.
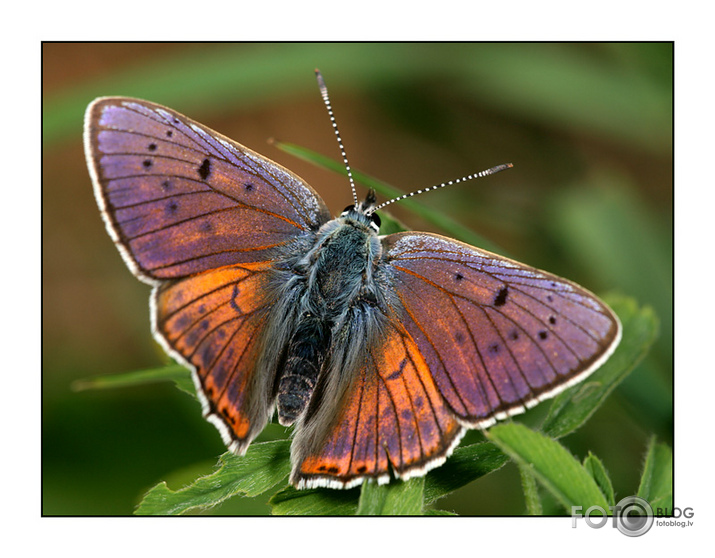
(43, 43), (672, 515)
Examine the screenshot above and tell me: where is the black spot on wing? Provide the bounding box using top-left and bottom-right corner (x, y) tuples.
(493, 286), (509, 307)
(165, 201), (178, 215)
(198, 158), (211, 180)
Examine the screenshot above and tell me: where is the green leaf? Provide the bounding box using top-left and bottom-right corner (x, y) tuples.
(269, 485), (360, 516)
(488, 423), (609, 513)
(273, 140), (505, 254)
(583, 452), (615, 507)
(541, 295), (658, 439)
(637, 437), (673, 513)
(423, 441), (509, 504)
(72, 364), (196, 399)
(135, 440), (291, 515)
(356, 477), (424, 515)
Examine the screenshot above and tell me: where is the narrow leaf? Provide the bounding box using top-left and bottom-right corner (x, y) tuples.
(135, 440), (291, 515)
(357, 477), (424, 515)
(583, 452), (615, 507)
(72, 364), (195, 398)
(488, 423), (609, 513)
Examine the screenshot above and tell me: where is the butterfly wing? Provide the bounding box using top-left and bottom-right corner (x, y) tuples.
(291, 316), (463, 489)
(84, 97), (330, 282)
(153, 262), (276, 451)
(290, 230), (621, 488)
(381, 232), (621, 426)
(84, 98), (331, 452)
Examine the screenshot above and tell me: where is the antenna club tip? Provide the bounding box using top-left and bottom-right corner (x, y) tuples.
(315, 70), (327, 93)
(488, 163), (514, 175)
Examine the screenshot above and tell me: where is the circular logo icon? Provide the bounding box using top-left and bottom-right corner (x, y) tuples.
(615, 496), (654, 537)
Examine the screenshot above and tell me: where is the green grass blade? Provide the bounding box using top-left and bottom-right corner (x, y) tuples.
(135, 441), (291, 515)
(72, 364), (195, 398)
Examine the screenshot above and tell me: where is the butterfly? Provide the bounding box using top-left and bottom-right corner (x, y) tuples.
(84, 72), (621, 490)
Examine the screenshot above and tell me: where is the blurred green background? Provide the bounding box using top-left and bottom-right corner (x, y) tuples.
(42, 42), (672, 515)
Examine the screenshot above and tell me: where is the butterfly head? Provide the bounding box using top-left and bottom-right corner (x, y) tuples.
(340, 188), (381, 233)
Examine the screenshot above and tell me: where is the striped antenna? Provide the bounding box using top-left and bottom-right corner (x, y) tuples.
(315, 69), (359, 207)
(368, 163), (514, 214)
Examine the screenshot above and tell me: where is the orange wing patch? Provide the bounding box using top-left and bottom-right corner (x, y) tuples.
(153, 261), (275, 451)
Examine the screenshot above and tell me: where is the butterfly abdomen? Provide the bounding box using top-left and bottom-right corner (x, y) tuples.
(277, 314), (331, 426)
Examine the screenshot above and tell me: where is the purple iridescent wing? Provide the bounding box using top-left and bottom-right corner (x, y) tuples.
(381, 232), (621, 427)
(84, 97), (330, 282)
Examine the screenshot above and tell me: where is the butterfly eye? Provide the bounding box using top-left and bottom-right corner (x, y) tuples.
(341, 205), (355, 215)
(370, 212), (381, 228)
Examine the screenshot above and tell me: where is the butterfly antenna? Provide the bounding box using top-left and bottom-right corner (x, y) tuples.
(370, 163), (514, 214)
(315, 69), (359, 207)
